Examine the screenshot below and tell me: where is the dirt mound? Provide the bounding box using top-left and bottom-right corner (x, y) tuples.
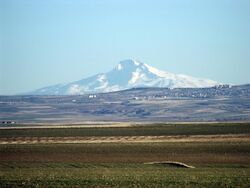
(144, 161), (195, 168)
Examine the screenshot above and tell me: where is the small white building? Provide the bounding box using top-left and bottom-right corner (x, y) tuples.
(88, 94), (97, 99)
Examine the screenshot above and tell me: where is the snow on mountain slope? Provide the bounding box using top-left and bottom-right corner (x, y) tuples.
(30, 59), (219, 95)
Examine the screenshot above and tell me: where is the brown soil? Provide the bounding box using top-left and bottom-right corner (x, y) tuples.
(0, 134), (249, 144)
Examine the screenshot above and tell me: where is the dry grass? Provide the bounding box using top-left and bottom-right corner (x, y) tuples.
(0, 134), (249, 144)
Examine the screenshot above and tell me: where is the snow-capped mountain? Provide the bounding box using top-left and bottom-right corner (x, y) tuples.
(30, 59), (219, 95)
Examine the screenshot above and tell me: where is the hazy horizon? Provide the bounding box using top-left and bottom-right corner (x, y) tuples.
(1, 0), (250, 95)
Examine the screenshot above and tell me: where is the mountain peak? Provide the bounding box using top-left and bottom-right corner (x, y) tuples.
(116, 59), (142, 71)
(120, 59), (141, 66)
(30, 59), (220, 95)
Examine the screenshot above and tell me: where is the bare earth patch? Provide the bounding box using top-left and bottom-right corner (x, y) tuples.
(0, 134), (249, 144)
(144, 161), (195, 168)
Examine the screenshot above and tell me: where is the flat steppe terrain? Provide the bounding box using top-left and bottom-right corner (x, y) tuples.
(0, 122), (249, 187)
(1, 85), (250, 123)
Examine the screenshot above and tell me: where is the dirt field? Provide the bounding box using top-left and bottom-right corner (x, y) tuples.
(0, 134), (249, 144)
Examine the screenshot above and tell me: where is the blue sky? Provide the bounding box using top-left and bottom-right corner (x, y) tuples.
(1, 0), (250, 95)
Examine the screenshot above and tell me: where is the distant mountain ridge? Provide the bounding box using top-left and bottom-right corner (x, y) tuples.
(30, 59), (220, 95)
